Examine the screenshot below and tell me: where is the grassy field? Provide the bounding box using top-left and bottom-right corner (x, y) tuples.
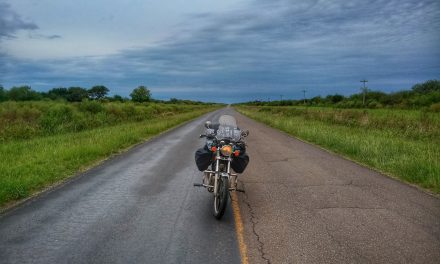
(236, 106), (440, 194)
(0, 101), (213, 141)
(0, 101), (219, 208)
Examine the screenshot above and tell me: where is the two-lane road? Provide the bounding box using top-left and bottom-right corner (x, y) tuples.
(1, 107), (439, 264)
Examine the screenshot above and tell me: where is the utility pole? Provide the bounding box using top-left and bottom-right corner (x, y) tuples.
(302, 90), (306, 105)
(280, 95), (283, 102)
(360, 79), (368, 106)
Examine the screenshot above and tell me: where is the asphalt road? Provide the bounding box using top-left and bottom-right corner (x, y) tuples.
(0, 109), (240, 264)
(234, 110), (440, 264)
(1, 107), (439, 264)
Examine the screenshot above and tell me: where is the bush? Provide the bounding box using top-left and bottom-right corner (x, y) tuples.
(79, 100), (104, 113)
(47, 87), (69, 100)
(0, 86), (6, 102)
(7, 86), (41, 101)
(67, 87), (89, 102)
(430, 103), (440, 112)
(39, 104), (76, 134)
(367, 100), (381, 109)
(412, 80), (440, 94)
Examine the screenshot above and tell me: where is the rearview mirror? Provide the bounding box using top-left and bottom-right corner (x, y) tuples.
(241, 130), (249, 137)
(205, 121), (212, 129)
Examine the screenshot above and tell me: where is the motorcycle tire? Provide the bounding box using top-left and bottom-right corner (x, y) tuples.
(213, 177), (229, 219)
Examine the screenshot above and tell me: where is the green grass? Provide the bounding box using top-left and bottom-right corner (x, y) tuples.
(236, 106), (440, 194)
(0, 106), (218, 207)
(0, 101), (216, 141)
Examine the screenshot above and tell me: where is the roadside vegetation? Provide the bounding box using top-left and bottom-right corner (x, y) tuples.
(0, 101), (215, 141)
(244, 80), (440, 111)
(236, 80), (440, 194)
(0, 84), (221, 208)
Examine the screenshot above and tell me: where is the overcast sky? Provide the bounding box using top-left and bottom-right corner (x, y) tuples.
(1, 0), (439, 102)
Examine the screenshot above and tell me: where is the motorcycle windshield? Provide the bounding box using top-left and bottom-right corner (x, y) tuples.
(216, 115), (241, 141)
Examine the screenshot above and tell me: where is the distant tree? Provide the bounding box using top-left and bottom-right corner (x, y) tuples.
(378, 90), (412, 107)
(367, 91), (387, 100)
(169, 98), (179, 104)
(47, 87), (69, 100)
(310, 96), (323, 105)
(88, 85), (109, 100)
(67, 87), (89, 102)
(111, 94), (124, 102)
(326, 94), (345, 104)
(0, 85), (6, 102)
(7, 86), (41, 101)
(130, 86), (151, 102)
(412, 80), (440, 94)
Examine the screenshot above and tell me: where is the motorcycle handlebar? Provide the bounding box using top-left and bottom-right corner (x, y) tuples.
(200, 134), (216, 139)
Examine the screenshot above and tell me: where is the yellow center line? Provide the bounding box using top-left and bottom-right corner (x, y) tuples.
(232, 191), (249, 264)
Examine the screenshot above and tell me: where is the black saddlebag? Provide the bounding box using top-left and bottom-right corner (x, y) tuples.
(195, 147), (213, 171)
(231, 153), (249, 173)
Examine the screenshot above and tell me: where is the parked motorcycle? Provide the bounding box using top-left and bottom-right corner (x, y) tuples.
(194, 115), (249, 219)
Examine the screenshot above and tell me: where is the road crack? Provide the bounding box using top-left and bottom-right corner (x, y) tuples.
(241, 182), (271, 264)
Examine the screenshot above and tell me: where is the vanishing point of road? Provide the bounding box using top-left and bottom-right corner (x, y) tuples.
(1, 108), (439, 264)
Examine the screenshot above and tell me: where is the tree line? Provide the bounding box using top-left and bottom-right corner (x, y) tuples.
(0, 85), (149, 102)
(239, 80), (440, 110)
(0, 85), (213, 105)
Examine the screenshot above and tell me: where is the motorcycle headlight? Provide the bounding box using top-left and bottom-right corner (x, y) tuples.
(220, 145), (233, 156)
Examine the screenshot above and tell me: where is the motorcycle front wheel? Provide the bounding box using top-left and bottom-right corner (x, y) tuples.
(213, 176), (229, 219)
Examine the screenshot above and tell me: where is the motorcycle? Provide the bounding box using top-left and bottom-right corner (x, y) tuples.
(194, 115), (249, 219)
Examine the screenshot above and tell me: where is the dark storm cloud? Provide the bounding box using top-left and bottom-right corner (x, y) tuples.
(0, 2), (38, 39)
(103, 0), (440, 98)
(3, 0), (440, 102)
